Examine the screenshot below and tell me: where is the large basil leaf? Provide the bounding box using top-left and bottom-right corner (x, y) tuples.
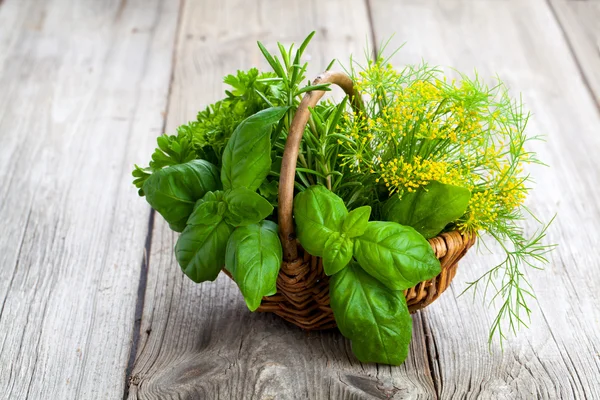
(225, 221), (282, 311)
(382, 181), (471, 239)
(143, 160), (221, 232)
(322, 233), (353, 276)
(330, 262), (412, 365)
(354, 221), (440, 290)
(342, 206), (371, 238)
(175, 216), (234, 283)
(293, 185), (348, 256)
(221, 107), (288, 191)
(223, 187), (274, 227)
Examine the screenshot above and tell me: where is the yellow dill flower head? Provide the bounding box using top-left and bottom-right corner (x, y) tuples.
(336, 57), (536, 236)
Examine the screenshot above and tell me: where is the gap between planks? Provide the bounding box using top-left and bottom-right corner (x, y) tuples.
(123, 0), (186, 396)
(123, 211), (155, 400)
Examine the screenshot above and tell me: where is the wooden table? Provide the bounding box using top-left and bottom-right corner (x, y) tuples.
(1, 0), (599, 398)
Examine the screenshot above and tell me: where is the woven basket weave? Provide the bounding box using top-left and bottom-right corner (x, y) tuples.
(227, 71), (475, 331)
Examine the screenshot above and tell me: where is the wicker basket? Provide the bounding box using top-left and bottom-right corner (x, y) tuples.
(227, 71), (476, 331)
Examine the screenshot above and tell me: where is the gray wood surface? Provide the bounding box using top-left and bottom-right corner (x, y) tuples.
(549, 0), (600, 106)
(1, 0), (599, 399)
(0, 0), (179, 398)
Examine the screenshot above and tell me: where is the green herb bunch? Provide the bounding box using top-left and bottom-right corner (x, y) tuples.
(335, 51), (555, 344)
(132, 33), (555, 365)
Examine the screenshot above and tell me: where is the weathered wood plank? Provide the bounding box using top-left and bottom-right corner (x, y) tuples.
(127, 0), (440, 398)
(369, 0), (600, 398)
(130, 221), (436, 400)
(548, 0), (600, 106)
(0, 0), (180, 398)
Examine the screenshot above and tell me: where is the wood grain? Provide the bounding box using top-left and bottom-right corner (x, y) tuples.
(127, 0), (438, 398)
(548, 0), (600, 106)
(369, 0), (600, 398)
(0, 0), (180, 398)
(2, 0), (600, 398)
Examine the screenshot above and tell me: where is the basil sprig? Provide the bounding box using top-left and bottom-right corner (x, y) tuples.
(294, 185), (440, 284)
(142, 160), (221, 232)
(143, 108), (287, 307)
(294, 185), (441, 364)
(175, 188), (274, 283)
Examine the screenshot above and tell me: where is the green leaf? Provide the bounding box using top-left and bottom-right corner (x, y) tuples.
(221, 107), (288, 191)
(325, 58), (336, 71)
(382, 181), (471, 239)
(330, 262), (412, 365)
(257, 41), (286, 79)
(291, 31), (315, 85)
(342, 206), (371, 238)
(322, 233), (353, 276)
(295, 83), (331, 96)
(187, 191), (226, 226)
(148, 134), (197, 171)
(354, 221), (440, 290)
(142, 160), (221, 232)
(327, 96), (348, 136)
(132, 164), (152, 196)
(223, 187), (274, 227)
(277, 42), (290, 69)
(293, 185), (348, 256)
(225, 220), (282, 311)
(175, 215), (234, 283)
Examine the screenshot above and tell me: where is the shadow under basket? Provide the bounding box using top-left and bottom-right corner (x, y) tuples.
(225, 71), (477, 331)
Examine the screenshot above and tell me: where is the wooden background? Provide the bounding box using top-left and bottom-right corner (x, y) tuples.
(1, 0), (599, 399)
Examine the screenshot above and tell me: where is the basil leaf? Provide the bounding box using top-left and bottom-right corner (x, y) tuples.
(221, 107), (288, 191)
(322, 233), (353, 276)
(223, 187), (274, 227)
(354, 221), (440, 290)
(382, 181), (471, 239)
(330, 262), (412, 365)
(342, 206), (371, 238)
(175, 216), (234, 283)
(187, 191), (226, 226)
(293, 185), (348, 256)
(143, 160), (221, 232)
(225, 220), (282, 311)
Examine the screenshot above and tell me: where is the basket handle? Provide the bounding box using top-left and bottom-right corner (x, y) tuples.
(278, 71), (360, 261)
